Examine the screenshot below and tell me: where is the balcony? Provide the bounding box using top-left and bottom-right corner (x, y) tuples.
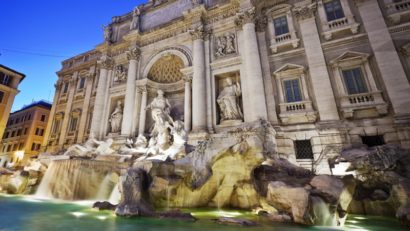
(339, 91), (388, 119)
(322, 17), (360, 40)
(270, 32), (300, 53)
(279, 100), (317, 125)
(386, 0), (410, 24)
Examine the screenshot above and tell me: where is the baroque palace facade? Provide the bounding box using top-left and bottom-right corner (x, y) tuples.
(43, 0), (410, 173)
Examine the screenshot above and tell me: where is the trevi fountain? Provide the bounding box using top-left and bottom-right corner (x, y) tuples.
(1, 0), (410, 230)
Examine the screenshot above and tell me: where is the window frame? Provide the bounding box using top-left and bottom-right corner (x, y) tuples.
(324, 0), (345, 22)
(341, 67), (368, 95)
(282, 78), (303, 103)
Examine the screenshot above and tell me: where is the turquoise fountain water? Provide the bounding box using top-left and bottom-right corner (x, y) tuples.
(0, 194), (407, 231)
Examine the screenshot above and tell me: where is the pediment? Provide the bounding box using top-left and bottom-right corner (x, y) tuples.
(274, 63), (305, 74)
(330, 51), (369, 65)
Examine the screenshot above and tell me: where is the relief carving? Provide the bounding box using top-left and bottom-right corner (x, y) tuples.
(113, 65), (127, 83)
(215, 33), (237, 58)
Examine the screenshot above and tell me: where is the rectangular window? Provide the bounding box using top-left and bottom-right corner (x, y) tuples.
(11, 131), (15, 137)
(361, 135), (385, 147)
(69, 117), (78, 132)
(12, 144), (18, 151)
(342, 68), (368, 95)
(295, 140), (314, 159)
(23, 128), (27, 135)
(19, 143), (24, 150)
(0, 73), (11, 86)
(52, 120), (61, 134)
(31, 143), (36, 151)
(7, 145), (11, 152)
(0, 91), (4, 103)
(324, 0), (345, 21)
(4, 132), (9, 139)
(35, 128), (39, 136)
(63, 82), (69, 94)
(27, 114), (32, 120)
(283, 79), (302, 103)
(17, 129), (21, 136)
(274, 16), (289, 36)
(78, 77), (86, 89)
(41, 114), (46, 122)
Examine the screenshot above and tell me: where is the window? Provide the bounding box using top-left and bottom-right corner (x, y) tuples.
(342, 68), (368, 95)
(4, 132), (9, 139)
(27, 114), (32, 120)
(41, 114), (46, 122)
(62, 82), (69, 94)
(7, 145), (11, 152)
(361, 135), (385, 147)
(274, 16), (289, 36)
(18, 143), (24, 150)
(35, 128), (44, 136)
(11, 131), (15, 137)
(324, 0), (345, 21)
(17, 129), (21, 136)
(23, 128), (27, 135)
(284, 79), (302, 103)
(52, 120), (61, 134)
(12, 144), (17, 151)
(2, 145), (6, 152)
(0, 91), (4, 103)
(69, 117), (78, 132)
(0, 72), (11, 86)
(295, 140), (314, 159)
(78, 77), (86, 89)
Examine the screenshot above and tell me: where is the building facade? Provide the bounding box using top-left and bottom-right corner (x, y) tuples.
(0, 101), (51, 167)
(0, 64), (25, 145)
(44, 0), (410, 173)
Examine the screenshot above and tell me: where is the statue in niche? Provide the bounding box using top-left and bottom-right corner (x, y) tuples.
(102, 24), (113, 43)
(217, 78), (243, 122)
(109, 100), (123, 133)
(145, 90), (173, 153)
(114, 65), (127, 83)
(130, 7), (141, 31)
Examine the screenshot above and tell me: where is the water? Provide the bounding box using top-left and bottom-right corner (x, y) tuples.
(0, 195), (407, 231)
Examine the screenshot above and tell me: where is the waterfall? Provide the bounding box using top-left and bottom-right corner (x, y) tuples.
(35, 159), (123, 201)
(108, 182), (121, 204)
(310, 196), (337, 226)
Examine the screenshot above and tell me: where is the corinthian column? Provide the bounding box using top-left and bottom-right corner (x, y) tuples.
(235, 7), (268, 122)
(138, 87), (148, 136)
(90, 54), (114, 138)
(183, 75), (192, 131)
(189, 24), (208, 132)
(121, 47), (141, 136)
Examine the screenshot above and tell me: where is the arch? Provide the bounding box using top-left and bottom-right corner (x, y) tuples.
(142, 46), (192, 81)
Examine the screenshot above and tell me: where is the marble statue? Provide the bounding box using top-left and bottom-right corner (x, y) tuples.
(114, 65), (127, 83)
(119, 135), (148, 155)
(94, 138), (115, 155)
(109, 100), (123, 133)
(217, 78), (243, 122)
(130, 7), (141, 31)
(146, 90), (173, 126)
(102, 24), (112, 43)
(64, 133), (98, 157)
(163, 120), (187, 160)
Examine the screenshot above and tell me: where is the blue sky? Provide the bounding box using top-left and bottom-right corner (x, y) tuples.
(0, 0), (145, 112)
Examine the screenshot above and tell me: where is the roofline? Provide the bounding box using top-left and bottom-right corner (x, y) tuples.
(0, 64), (26, 82)
(11, 100), (52, 114)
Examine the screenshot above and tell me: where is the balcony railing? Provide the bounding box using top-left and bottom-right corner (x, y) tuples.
(340, 91), (388, 118)
(327, 17), (349, 30)
(270, 32), (300, 53)
(275, 33), (292, 44)
(386, 0), (410, 23)
(347, 92), (375, 105)
(279, 100), (317, 124)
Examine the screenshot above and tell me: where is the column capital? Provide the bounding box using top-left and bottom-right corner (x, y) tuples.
(126, 47), (141, 61)
(183, 74), (193, 83)
(235, 7), (256, 28)
(189, 24), (210, 41)
(97, 54), (115, 70)
(137, 86), (147, 94)
(293, 2), (317, 21)
(255, 15), (268, 32)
